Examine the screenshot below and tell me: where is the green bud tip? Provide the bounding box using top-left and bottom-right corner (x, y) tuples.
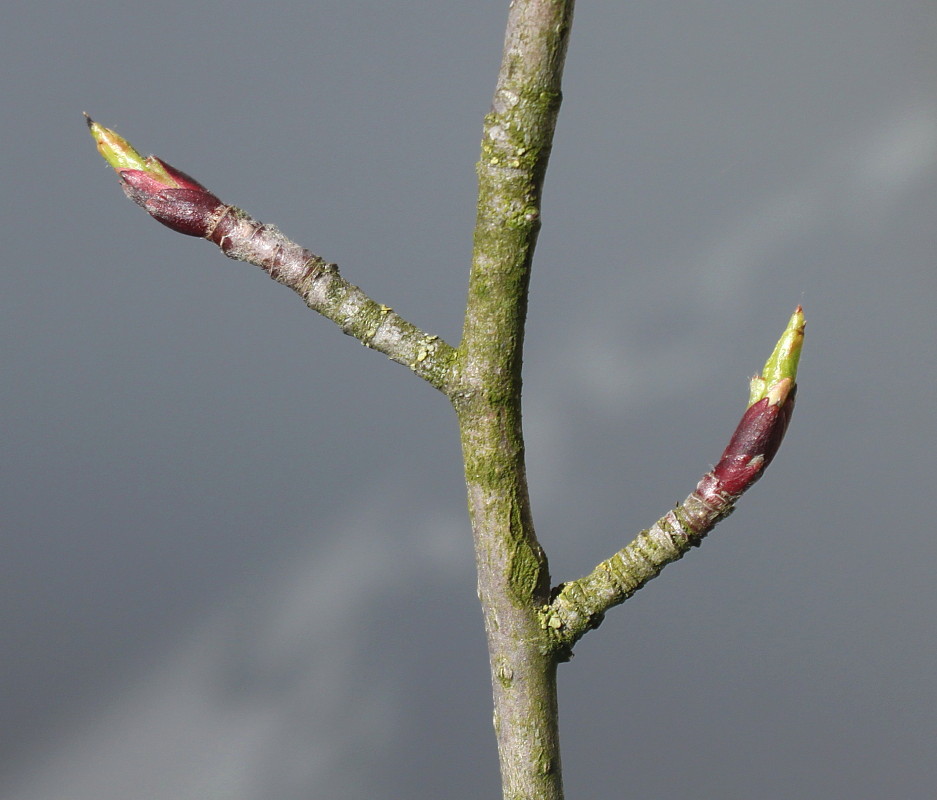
(748, 306), (805, 407)
(84, 113), (176, 187)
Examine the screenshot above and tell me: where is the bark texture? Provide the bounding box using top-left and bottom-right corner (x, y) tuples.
(455, 2), (576, 798)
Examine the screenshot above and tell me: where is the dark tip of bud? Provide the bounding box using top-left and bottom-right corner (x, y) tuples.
(83, 112), (94, 129)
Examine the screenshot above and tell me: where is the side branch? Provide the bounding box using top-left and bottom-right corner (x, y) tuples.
(205, 206), (457, 392)
(542, 308), (805, 657)
(85, 115), (457, 394)
(542, 474), (757, 656)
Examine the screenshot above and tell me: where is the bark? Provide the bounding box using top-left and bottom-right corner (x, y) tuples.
(455, 2), (576, 797)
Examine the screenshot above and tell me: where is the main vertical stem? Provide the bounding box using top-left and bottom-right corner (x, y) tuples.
(458, 403), (562, 800)
(456, 2), (575, 798)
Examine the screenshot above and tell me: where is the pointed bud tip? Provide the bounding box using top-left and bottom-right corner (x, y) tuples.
(86, 117), (177, 187)
(748, 306), (805, 407)
(86, 116), (146, 172)
(789, 305), (806, 331)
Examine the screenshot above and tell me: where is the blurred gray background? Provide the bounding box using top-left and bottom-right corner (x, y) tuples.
(3, 2), (935, 798)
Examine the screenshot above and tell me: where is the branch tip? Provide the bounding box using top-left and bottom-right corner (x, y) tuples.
(86, 117), (223, 237)
(748, 306), (805, 407)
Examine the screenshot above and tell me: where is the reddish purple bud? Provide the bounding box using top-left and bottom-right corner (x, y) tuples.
(119, 167), (223, 238)
(86, 118), (226, 238)
(691, 311), (803, 516)
(698, 379), (796, 502)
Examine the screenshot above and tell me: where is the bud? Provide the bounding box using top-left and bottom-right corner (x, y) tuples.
(697, 308), (804, 503)
(85, 114), (224, 237)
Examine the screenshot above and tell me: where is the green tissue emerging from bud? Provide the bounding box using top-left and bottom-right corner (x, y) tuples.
(748, 306), (805, 407)
(85, 113), (176, 186)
